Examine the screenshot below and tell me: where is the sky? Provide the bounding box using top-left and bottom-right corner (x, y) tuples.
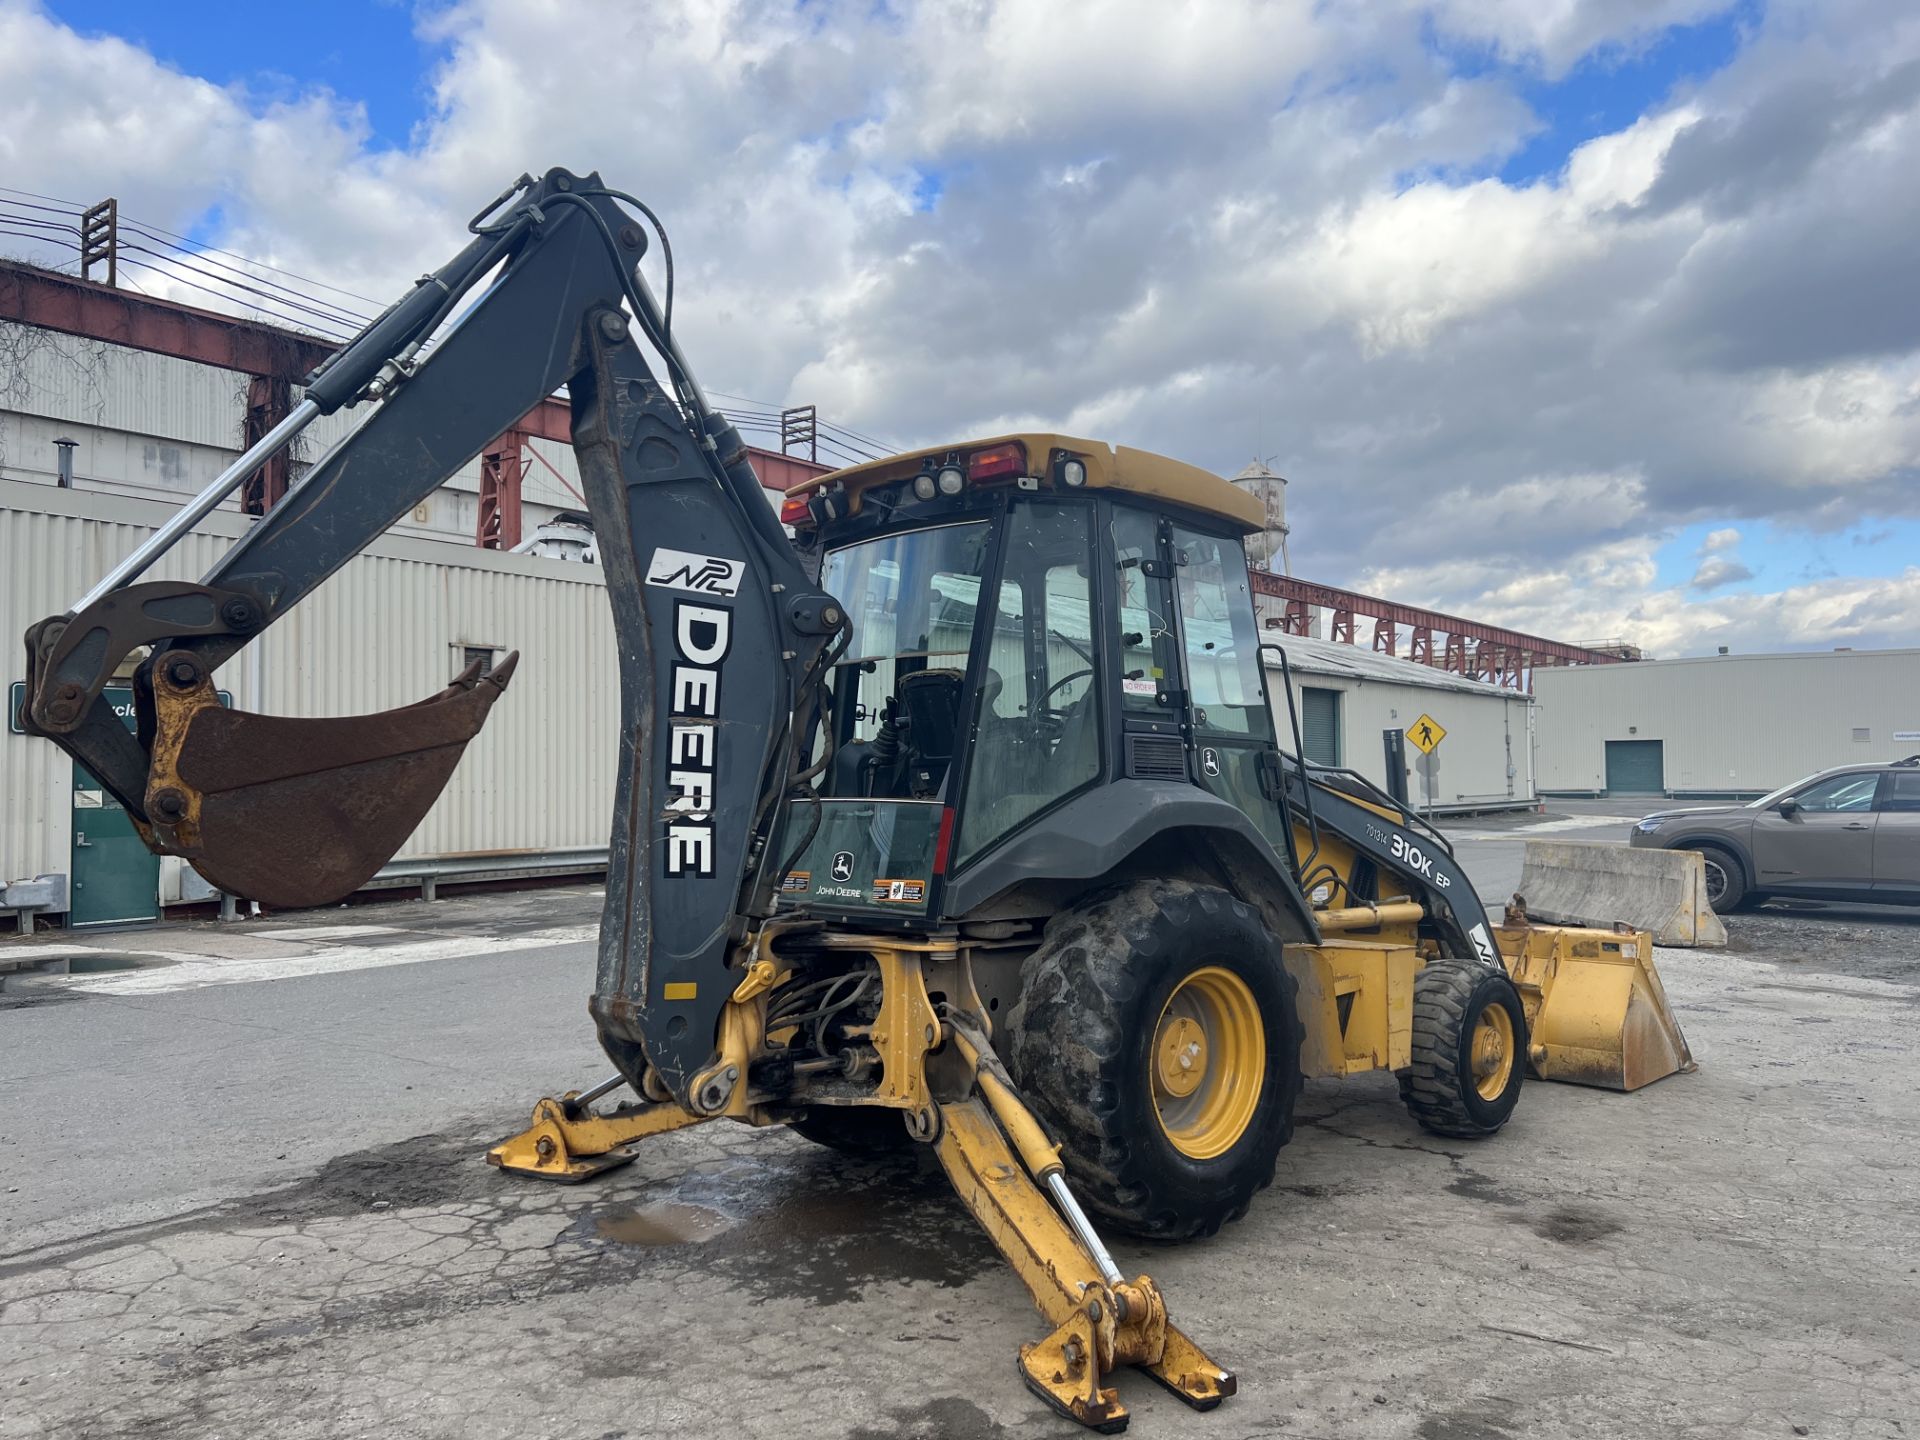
(1, 0), (1916, 658)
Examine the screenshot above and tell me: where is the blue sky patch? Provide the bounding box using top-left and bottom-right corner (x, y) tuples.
(1424, 4), (1756, 186)
(45, 0), (444, 149)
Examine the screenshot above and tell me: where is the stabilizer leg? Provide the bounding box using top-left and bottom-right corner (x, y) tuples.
(488, 1084), (709, 1183)
(933, 1093), (1235, 1432)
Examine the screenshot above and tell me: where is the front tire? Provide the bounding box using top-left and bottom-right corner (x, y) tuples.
(1398, 958), (1527, 1138)
(1006, 880), (1303, 1241)
(1694, 843), (1748, 914)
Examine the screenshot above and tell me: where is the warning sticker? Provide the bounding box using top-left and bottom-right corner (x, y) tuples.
(779, 871), (811, 894)
(872, 877), (928, 905)
(1122, 678), (1158, 697)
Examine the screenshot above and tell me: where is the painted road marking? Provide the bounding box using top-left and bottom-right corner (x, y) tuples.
(1450, 815), (1634, 841)
(40, 925), (598, 997)
(265, 924), (411, 941)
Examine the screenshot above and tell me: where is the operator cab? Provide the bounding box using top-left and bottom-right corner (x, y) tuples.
(772, 434), (1293, 925)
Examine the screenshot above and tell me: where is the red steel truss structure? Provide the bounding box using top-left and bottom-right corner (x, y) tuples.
(0, 260), (827, 548)
(1249, 571), (1624, 691)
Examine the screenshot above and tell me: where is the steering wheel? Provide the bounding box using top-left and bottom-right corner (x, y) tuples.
(1042, 667), (1093, 706)
(1032, 668), (1094, 743)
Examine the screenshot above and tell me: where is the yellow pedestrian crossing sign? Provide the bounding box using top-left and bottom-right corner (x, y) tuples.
(1408, 714), (1446, 754)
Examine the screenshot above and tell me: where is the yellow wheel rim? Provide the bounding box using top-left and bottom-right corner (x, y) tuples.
(1150, 966), (1265, 1160)
(1470, 1000), (1516, 1101)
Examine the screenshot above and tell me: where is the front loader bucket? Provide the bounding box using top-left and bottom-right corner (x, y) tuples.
(1494, 914), (1695, 1092)
(142, 650), (519, 909)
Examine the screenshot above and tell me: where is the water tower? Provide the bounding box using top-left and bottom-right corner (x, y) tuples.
(1230, 459), (1290, 575)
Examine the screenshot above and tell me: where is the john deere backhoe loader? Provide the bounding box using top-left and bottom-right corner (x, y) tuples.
(20, 168), (1690, 1432)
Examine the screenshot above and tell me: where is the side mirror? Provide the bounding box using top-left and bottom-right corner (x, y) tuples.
(1778, 797), (1800, 818)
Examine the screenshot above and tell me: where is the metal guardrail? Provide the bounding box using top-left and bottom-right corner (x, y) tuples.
(366, 846), (609, 902)
(181, 846), (610, 917)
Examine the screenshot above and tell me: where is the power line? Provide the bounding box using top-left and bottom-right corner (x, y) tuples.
(1, 192), (892, 462)
(0, 184), (385, 310)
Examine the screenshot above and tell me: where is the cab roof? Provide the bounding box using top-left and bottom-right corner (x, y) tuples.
(784, 432), (1264, 534)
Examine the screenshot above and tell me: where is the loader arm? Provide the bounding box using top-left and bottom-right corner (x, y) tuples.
(1287, 758), (1694, 1091)
(20, 168), (847, 1105)
(1286, 760), (1501, 964)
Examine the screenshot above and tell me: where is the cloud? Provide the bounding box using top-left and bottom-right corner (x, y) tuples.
(2, 0), (1918, 657)
(1690, 555), (1754, 590)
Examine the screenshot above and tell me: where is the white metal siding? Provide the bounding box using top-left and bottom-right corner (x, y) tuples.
(1, 479), (617, 893)
(1266, 655), (1532, 810)
(1533, 651), (1920, 796)
(0, 321), (587, 539)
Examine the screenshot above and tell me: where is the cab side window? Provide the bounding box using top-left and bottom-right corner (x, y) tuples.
(1170, 526), (1269, 739)
(1110, 506), (1176, 713)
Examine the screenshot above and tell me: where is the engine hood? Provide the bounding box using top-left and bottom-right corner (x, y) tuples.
(1638, 803), (1748, 822)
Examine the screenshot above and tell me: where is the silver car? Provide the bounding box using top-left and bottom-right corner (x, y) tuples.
(1629, 757), (1920, 913)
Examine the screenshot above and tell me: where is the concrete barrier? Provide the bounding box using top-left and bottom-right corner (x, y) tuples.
(1516, 840), (1727, 948)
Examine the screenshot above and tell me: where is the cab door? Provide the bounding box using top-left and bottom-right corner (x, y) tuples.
(1165, 521), (1294, 862)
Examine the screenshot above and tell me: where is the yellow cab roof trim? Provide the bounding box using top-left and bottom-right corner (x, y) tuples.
(784, 432), (1264, 534)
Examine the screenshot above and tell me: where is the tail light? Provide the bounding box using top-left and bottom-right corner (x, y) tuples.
(779, 495), (812, 526)
(932, 805), (957, 875)
(968, 442), (1026, 482)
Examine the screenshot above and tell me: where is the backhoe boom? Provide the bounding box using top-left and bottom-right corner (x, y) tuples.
(20, 167), (847, 1105)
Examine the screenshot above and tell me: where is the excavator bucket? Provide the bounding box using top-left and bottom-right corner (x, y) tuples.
(1494, 902), (1695, 1091)
(139, 648), (519, 909)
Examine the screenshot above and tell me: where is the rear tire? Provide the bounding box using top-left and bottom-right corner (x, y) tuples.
(1694, 843), (1748, 914)
(1398, 958), (1527, 1138)
(788, 1106), (910, 1156)
(1006, 879), (1303, 1241)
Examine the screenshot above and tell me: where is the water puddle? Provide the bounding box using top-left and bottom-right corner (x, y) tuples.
(594, 1201), (730, 1246)
(63, 953), (167, 974)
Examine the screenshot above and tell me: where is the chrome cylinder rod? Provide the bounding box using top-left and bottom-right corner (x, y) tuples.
(75, 397), (322, 611)
(569, 1073), (628, 1110)
(1045, 1170), (1124, 1288)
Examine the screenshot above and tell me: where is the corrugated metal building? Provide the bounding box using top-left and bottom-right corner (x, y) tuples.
(1264, 633), (1535, 813)
(1533, 648), (1920, 798)
(0, 319), (589, 542)
(2, 478), (617, 923)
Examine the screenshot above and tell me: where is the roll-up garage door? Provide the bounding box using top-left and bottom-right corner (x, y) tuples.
(1301, 687), (1341, 766)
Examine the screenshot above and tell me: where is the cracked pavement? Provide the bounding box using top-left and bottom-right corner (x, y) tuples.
(2, 882), (1917, 1438)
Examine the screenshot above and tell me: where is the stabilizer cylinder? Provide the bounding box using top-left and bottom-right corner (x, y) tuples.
(933, 1094), (1235, 1432)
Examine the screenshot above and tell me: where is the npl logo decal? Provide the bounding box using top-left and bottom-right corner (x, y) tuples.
(646, 547), (745, 598)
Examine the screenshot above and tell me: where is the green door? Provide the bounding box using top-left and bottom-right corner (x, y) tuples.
(1300, 687), (1342, 766)
(1604, 739), (1665, 796)
(70, 759), (159, 927)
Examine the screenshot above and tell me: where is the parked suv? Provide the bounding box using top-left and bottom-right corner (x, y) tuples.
(1629, 757), (1920, 913)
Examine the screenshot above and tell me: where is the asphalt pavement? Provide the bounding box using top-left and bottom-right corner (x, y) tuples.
(2, 827), (1917, 1440)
